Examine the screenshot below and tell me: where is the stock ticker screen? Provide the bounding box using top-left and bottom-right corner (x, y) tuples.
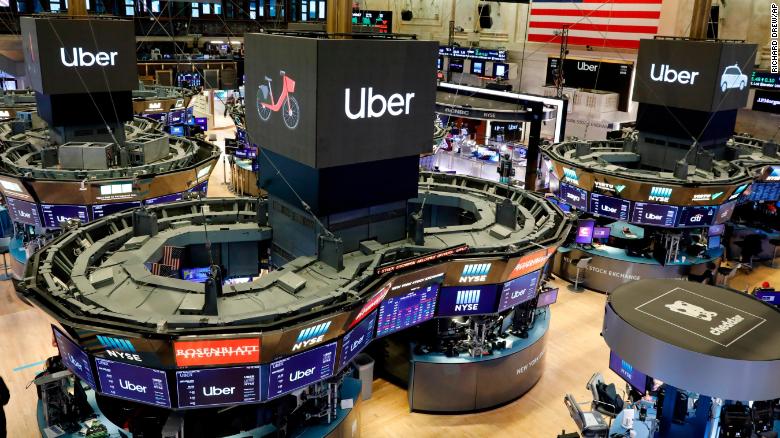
(558, 183), (588, 211)
(338, 310), (377, 371)
(748, 182), (780, 202)
(52, 326), (96, 388)
(267, 342), (337, 399)
(376, 284), (439, 337)
(498, 270), (541, 312)
(677, 206), (716, 227)
(40, 204), (89, 228)
(95, 358), (171, 408)
(631, 202), (678, 227)
(91, 201), (142, 220)
(175, 366), (262, 408)
(6, 197), (42, 226)
(589, 193), (631, 221)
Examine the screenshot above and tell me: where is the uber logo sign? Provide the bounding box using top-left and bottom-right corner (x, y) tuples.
(344, 88), (415, 119)
(60, 47), (118, 67)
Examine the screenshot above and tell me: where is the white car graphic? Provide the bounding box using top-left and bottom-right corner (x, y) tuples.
(665, 300), (718, 322)
(720, 64), (747, 92)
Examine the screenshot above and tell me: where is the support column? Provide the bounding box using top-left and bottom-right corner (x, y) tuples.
(326, 0), (352, 35)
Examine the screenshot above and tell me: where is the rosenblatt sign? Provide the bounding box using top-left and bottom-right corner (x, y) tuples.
(174, 338), (261, 367)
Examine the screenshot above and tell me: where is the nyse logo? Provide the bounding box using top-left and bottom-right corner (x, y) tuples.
(459, 263), (491, 283)
(649, 64), (700, 85)
(454, 289), (481, 312)
(562, 168), (579, 185)
(147, 102), (162, 111)
(119, 379), (147, 393)
(292, 321), (331, 351)
(344, 88), (415, 120)
(648, 187), (672, 203)
(60, 47), (119, 67)
(98, 335), (143, 362)
(203, 386), (235, 396)
(290, 367), (315, 382)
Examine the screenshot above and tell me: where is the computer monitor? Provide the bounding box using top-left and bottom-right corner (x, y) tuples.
(493, 62), (509, 80)
(437, 56), (443, 71)
(708, 223), (725, 236)
(608, 350), (648, 392)
(170, 125), (184, 136)
(536, 288), (558, 308)
(708, 235), (721, 250)
(592, 227), (610, 239)
(470, 60), (485, 76)
(449, 58), (464, 73)
(575, 219), (595, 245)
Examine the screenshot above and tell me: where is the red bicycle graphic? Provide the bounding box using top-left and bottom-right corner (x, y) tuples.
(257, 70), (300, 130)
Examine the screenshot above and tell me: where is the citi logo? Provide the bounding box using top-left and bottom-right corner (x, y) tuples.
(649, 187), (672, 203)
(290, 367), (316, 382)
(292, 321), (331, 351)
(344, 87), (415, 120)
(562, 168), (579, 185)
(454, 289), (481, 312)
(459, 263), (491, 283)
(649, 64), (700, 85)
(119, 379), (147, 393)
(689, 214), (704, 223)
(203, 386), (235, 396)
(577, 61), (598, 72)
(60, 47), (118, 67)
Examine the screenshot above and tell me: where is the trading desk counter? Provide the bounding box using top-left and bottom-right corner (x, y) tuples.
(38, 378), (362, 438)
(408, 309), (549, 412)
(553, 245), (722, 294)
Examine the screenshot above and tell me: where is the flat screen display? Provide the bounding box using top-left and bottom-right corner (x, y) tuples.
(92, 201), (141, 219)
(95, 358), (171, 408)
(437, 284), (499, 316)
(182, 267), (211, 283)
(376, 283), (439, 337)
(144, 192), (183, 205)
(575, 219), (595, 245)
(193, 117), (208, 131)
(493, 63), (509, 80)
(437, 56), (443, 70)
(748, 182), (780, 201)
(558, 183), (588, 211)
(589, 193), (631, 220)
(498, 270), (540, 312)
(753, 89), (780, 113)
(609, 350), (648, 392)
(708, 235), (721, 250)
(708, 223), (725, 236)
(631, 202), (678, 227)
(338, 310), (377, 371)
(470, 60), (485, 76)
(6, 197), (41, 226)
(267, 342), (337, 399)
(677, 206), (716, 227)
(189, 181), (208, 194)
(168, 110), (185, 125)
(536, 288), (558, 308)
(175, 365), (262, 409)
(40, 204), (89, 228)
(592, 227), (610, 239)
(750, 70), (780, 90)
(52, 326), (96, 388)
(449, 57), (464, 73)
(170, 125), (184, 136)
(714, 200), (737, 224)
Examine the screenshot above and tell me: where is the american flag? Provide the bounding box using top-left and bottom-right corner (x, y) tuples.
(151, 263), (178, 278)
(528, 0), (663, 50)
(162, 246), (184, 270)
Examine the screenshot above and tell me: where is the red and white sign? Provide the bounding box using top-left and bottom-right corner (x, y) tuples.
(174, 338), (261, 367)
(505, 247), (556, 281)
(348, 282), (392, 329)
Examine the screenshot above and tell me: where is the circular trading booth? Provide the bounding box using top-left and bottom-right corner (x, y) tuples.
(587, 279), (780, 438)
(0, 85), (219, 280)
(21, 170), (570, 436)
(542, 135), (780, 293)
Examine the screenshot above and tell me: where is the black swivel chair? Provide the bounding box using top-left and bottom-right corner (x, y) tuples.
(587, 372), (625, 423)
(564, 393), (609, 438)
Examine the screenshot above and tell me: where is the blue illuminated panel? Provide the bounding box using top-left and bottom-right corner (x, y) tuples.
(175, 366), (262, 408)
(338, 311), (377, 371)
(95, 358), (171, 408)
(558, 183), (587, 211)
(589, 193), (631, 220)
(92, 201), (141, 219)
(498, 270), (540, 312)
(437, 284), (499, 316)
(144, 192), (183, 205)
(376, 284), (439, 337)
(267, 342), (337, 399)
(631, 202), (678, 227)
(53, 326), (96, 388)
(40, 204), (89, 228)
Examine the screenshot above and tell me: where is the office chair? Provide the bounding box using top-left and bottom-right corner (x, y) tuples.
(587, 372), (625, 422)
(564, 393), (609, 438)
